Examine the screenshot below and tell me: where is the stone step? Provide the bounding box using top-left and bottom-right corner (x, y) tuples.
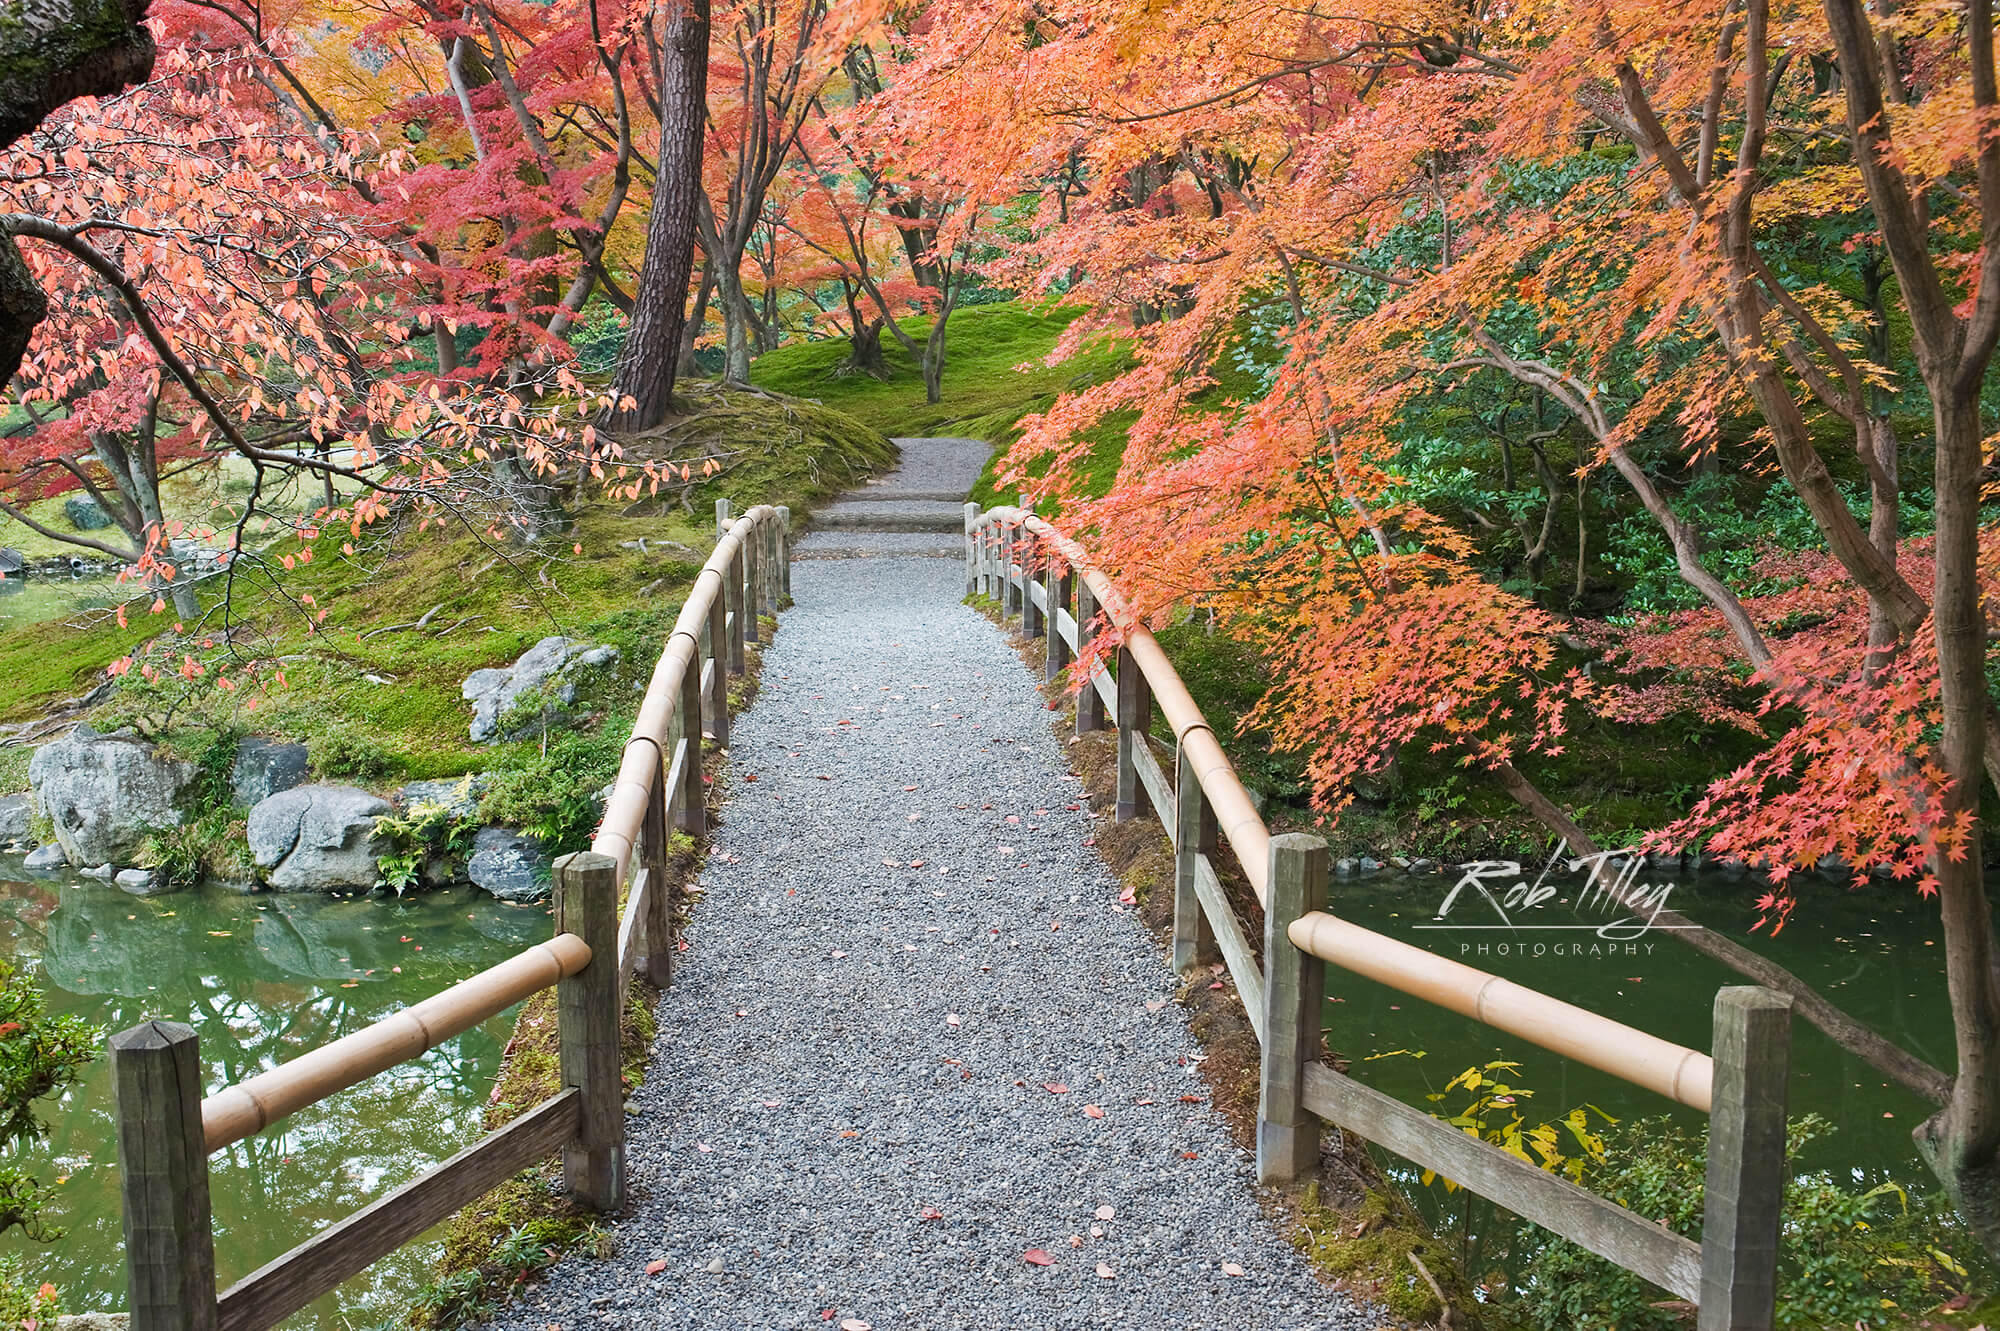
(811, 498), (969, 533)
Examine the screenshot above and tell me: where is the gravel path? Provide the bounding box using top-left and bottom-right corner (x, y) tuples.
(486, 443), (1367, 1331)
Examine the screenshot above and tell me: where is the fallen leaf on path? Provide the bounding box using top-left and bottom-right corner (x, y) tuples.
(1094, 1205), (1116, 1221)
(1068, 1235), (1083, 1248)
(644, 1260), (666, 1275)
(1118, 886), (1136, 904)
(1223, 1263), (1245, 1278)
(1043, 1082), (1070, 1094)
(946, 1013), (961, 1027)
(919, 1207), (943, 1221)
(1145, 1000), (1166, 1012)
(1023, 1249), (1055, 1267)
(1095, 1262), (1115, 1280)
(839, 1320), (871, 1331)
(1083, 1105), (1104, 1119)
(903, 785), (919, 792)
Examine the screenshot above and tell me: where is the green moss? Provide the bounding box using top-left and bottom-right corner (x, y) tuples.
(748, 301), (1126, 444)
(1292, 1184), (1480, 1325)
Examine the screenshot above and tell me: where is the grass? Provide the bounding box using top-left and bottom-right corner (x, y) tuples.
(747, 299), (1128, 447)
(0, 388), (893, 794)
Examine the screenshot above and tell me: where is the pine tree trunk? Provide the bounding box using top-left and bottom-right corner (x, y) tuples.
(604, 0), (709, 432)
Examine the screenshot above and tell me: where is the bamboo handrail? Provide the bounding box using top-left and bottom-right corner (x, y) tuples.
(1289, 912), (1714, 1110)
(593, 508), (776, 884)
(973, 504), (1715, 1110)
(990, 506), (1274, 903)
(200, 934), (593, 1152)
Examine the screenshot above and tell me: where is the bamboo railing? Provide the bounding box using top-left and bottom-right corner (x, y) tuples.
(966, 503), (1790, 1331)
(106, 501), (791, 1331)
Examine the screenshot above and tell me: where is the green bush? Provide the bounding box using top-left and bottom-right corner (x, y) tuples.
(479, 722), (627, 854)
(313, 727), (395, 784)
(0, 960), (99, 1241)
(375, 789), (481, 897)
(1517, 1115), (1966, 1329)
(0, 1255), (60, 1330)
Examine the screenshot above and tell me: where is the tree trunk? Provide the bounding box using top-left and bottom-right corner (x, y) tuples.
(603, 0), (709, 432)
(842, 317), (889, 379)
(678, 256), (714, 379)
(717, 262), (752, 383)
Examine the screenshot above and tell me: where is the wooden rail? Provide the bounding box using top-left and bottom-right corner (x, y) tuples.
(108, 503), (793, 1331)
(966, 503), (1791, 1331)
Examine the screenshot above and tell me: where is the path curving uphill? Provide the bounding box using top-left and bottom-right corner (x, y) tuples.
(487, 440), (1368, 1331)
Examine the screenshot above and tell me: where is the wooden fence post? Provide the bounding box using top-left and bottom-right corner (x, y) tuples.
(775, 505), (793, 605)
(715, 497), (731, 539)
(964, 503), (979, 598)
(1258, 834), (1326, 1183)
(555, 852), (624, 1212)
(111, 1021), (217, 1331)
(1022, 537), (1045, 638)
(677, 666), (705, 836)
(1075, 578), (1103, 734)
(1173, 743), (1218, 972)
(1114, 645), (1152, 821)
(743, 520), (761, 644)
(1045, 564), (1072, 683)
(1000, 521), (1019, 621)
(704, 585), (729, 746)
(642, 739), (673, 988)
(983, 520), (997, 599)
(1697, 987), (1790, 1331)
(727, 545), (747, 675)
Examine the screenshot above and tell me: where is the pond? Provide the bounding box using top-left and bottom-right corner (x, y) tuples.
(0, 575), (125, 632)
(0, 865), (552, 1329)
(1324, 857), (1952, 1267)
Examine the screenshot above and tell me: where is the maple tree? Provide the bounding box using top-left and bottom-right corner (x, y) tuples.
(878, 0), (2000, 1254)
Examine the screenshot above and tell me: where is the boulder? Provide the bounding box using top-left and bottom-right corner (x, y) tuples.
(29, 723), (195, 866)
(115, 868), (165, 895)
(0, 791), (31, 846)
(467, 828), (551, 903)
(81, 862), (114, 879)
(394, 775), (486, 820)
(461, 636), (619, 742)
(63, 495), (112, 530)
(231, 738), (312, 810)
(248, 785), (391, 893)
(23, 842), (66, 870)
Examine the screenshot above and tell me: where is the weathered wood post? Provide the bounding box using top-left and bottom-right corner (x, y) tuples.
(1045, 563), (1072, 683)
(726, 544), (747, 675)
(775, 505), (793, 605)
(677, 651), (705, 836)
(964, 503), (979, 598)
(1000, 520), (1019, 621)
(704, 580), (729, 746)
(1173, 743), (1218, 972)
(555, 852), (624, 1212)
(1022, 535), (1045, 638)
(742, 516), (761, 644)
(982, 518), (997, 599)
(1258, 834), (1326, 1183)
(1697, 987), (1791, 1331)
(641, 736), (673, 988)
(111, 1021), (217, 1331)
(715, 497), (731, 538)
(1114, 645), (1152, 821)
(1075, 577), (1103, 734)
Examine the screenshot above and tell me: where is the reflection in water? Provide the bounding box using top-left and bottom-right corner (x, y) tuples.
(1, 869), (549, 1329)
(0, 576), (123, 630)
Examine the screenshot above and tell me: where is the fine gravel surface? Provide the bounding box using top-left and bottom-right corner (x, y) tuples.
(482, 443), (1369, 1331)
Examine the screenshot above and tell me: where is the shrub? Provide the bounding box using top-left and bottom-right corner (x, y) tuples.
(479, 722), (626, 854)
(313, 727), (395, 783)
(1516, 1115), (1967, 1330)
(0, 960), (99, 1241)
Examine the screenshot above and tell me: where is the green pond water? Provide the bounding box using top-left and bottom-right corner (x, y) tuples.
(0, 577), (125, 631)
(1, 867), (551, 1329)
(0, 851), (1958, 1326)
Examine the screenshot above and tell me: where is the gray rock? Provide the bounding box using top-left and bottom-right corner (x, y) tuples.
(395, 775), (486, 820)
(64, 495), (112, 530)
(468, 827), (551, 902)
(1408, 857), (1436, 874)
(1357, 855), (1382, 872)
(115, 868), (164, 895)
(0, 791), (31, 845)
(231, 737), (312, 810)
(1333, 857), (1356, 878)
(247, 785), (392, 892)
(57, 1315), (129, 1331)
(81, 862), (115, 879)
(29, 723), (195, 866)
(461, 636), (622, 743)
(23, 842), (66, 870)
